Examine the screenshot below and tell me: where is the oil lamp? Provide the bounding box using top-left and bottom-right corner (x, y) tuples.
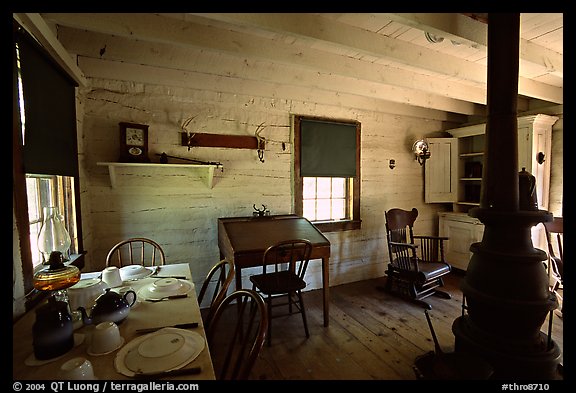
(33, 206), (80, 293)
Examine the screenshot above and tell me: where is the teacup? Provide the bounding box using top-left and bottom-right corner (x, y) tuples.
(88, 321), (124, 355)
(101, 266), (123, 288)
(59, 357), (96, 380)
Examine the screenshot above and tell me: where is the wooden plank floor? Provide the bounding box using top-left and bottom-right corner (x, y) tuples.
(211, 272), (564, 380)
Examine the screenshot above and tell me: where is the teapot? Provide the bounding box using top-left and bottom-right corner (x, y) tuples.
(32, 296), (74, 360)
(77, 288), (136, 325)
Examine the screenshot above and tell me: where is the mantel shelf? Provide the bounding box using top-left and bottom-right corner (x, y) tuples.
(96, 162), (221, 189)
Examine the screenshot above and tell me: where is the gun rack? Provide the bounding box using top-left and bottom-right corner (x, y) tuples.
(181, 132), (265, 150)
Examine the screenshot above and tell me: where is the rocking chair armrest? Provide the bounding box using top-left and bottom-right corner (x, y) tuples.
(413, 235), (449, 241)
(389, 240), (418, 249)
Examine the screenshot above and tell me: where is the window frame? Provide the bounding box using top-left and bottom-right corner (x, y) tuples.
(293, 115), (361, 232)
(13, 21), (85, 312)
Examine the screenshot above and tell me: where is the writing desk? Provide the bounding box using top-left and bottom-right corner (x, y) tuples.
(12, 263), (215, 380)
(218, 214), (331, 327)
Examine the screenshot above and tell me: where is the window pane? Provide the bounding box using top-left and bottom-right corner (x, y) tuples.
(331, 198), (346, 220)
(316, 201), (331, 221)
(26, 178), (40, 223)
(303, 200), (316, 221)
(316, 177), (331, 199)
(26, 174), (77, 268)
(332, 178), (346, 198)
(303, 177), (316, 199)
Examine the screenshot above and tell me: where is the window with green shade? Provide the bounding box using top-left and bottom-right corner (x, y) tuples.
(293, 115), (361, 232)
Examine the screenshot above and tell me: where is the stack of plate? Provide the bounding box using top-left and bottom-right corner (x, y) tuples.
(119, 265), (154, 282)
(137, 278), (194, 301)
(114, 328), (205, 376)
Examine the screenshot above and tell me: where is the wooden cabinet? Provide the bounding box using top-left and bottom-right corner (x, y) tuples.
(426, 114), (557, 211)
(428, 114), (558, 270)
(439, 212), (484, 271)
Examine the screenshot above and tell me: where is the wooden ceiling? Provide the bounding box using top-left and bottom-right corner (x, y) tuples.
(21, 13), (563, 120)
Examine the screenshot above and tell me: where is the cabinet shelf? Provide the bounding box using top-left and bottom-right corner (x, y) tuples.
(460, 152), (484, 158)
(457, 201), (480, 206)
(96, 162), (221, 189)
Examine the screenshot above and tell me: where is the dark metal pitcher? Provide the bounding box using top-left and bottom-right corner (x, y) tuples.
(519, 167), (538, 211)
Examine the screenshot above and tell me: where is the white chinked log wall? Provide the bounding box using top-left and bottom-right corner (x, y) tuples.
(63, 27), (457, 307)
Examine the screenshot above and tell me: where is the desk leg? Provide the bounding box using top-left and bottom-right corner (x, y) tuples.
(235, 266), (243, 291)
(235, 266), (243, 315)
(322, 257), (329, 327)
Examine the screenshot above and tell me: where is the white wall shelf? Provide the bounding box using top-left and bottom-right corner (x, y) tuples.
(96, 162), (221, 189)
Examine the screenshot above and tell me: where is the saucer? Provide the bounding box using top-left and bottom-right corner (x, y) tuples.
(87, 336), (125, 356)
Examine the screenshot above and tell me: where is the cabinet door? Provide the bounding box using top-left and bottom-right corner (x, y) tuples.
(425, 138), (458, 203)
(440, 216), (482, 271)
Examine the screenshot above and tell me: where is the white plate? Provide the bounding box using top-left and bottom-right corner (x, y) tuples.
(137, 278), (194, 301)
(119, 265), (154, 281)
(114, 328), (205, 376)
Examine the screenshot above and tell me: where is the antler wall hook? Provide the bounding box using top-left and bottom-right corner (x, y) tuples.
(181, 116), (198, 151)
(255, 122), (266, 163)
(253, 204), (269, 217)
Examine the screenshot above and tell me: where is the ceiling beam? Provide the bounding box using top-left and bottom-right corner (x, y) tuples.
(42, 12), (488, 113)
(58, 27), (483, 116)
(13, 13), (87, 87)
(190, 13), (561, 103)
(380, 13), (562, 77)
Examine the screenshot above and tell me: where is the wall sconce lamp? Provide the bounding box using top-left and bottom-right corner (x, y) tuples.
(412, 139), (431, 166)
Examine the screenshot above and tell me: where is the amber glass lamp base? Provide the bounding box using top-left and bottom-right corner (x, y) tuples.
(33, 251), (81, 291)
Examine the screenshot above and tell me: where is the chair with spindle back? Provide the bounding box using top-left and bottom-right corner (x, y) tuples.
(206, 289), (268, 380)
(382, 208), (452, 310)
(105, 237), (166, 267)
(197, 258), (235, 329)
(544, 217), (563, 316)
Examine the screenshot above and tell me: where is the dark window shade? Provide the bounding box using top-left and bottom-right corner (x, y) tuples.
(300, 119), (357, 177)
(16, 28), (79, 177)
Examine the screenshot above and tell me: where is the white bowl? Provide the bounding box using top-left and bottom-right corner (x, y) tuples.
(59, 357), (97, 380)
(68, 278), (108, 311)
(119, 265), (154, 281)
(88, 321), (125, 356)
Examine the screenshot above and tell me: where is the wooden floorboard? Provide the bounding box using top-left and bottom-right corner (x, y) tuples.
(211, 272), (564, 380)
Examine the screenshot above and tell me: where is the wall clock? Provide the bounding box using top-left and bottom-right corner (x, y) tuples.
(119, 122), (150, 163)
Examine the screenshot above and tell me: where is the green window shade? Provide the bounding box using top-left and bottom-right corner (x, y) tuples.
(300, 119), (357, 177)
(16, 28), (79, 177)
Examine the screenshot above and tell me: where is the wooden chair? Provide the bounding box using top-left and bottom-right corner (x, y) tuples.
(249, 239), (313, 346)
(544, 217), (563, 315)
(206, 289), (268, 380)
(105, 237), (166, 267)
(197, 259), (235, 329)
(382, 208), (452, 310)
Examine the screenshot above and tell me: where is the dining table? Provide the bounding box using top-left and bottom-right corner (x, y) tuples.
(12, 263), (216, 381)
(218, 214), (331, 327)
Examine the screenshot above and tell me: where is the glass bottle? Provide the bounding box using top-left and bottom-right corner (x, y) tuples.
(37, 206), (71, 263)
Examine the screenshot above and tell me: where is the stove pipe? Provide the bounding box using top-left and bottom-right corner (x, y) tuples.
(451, 13), (561, 379)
